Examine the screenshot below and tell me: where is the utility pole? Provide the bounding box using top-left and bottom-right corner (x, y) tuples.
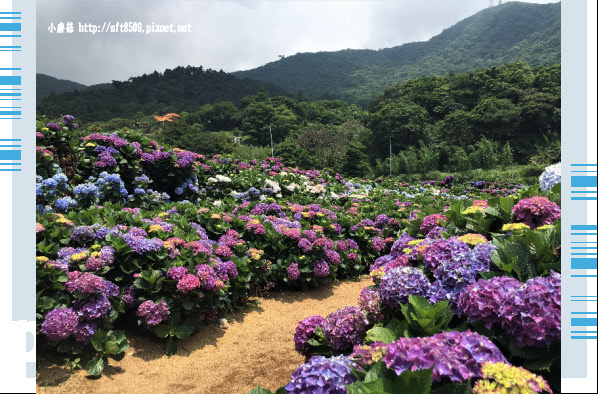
(269, 124), (274, 158)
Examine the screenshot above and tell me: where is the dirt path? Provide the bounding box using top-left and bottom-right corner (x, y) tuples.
(37, 277), (372, 394)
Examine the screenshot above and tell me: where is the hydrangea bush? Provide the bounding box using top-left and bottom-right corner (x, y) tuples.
(36, 118), (561, 387)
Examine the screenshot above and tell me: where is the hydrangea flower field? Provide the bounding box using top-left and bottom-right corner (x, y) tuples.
(36, 116), (562, 393)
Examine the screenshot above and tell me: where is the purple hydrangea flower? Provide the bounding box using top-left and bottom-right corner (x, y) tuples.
(122, 284), (137, 307)
(382, 330), (508, 383)
(324, 249), (341, 266)
(358, 287), (383, 322)
(378, 267), (431, 308)
(458, 272), (561, 348)
(65, 271), (107, 295)
(177, 274), (200, 293)
(420, 214), (448, 235)
(294, 315), (326, 354)
(298, 238), (313, 253)
(166, 267), (189, 280)
(47, 122), (62, 131)
(137, 300), (169, 327)
(323, 306), (369, 351)
(214, 260), (238, 282)
(285, 355), (357, 394)
(70, 226), (97, 243)
(457, 276), (522, 329)
(423, 237), (471, 271)
(499, 272), (561, 347)
(346, 239), (358, 249)
(73, 322), (97, 344)
(313, 260), (330, 277)
(390, 233), (415, 257)
(432, 252), (489, 297)
(40, 308), (79, 342)
(375, 214), (389, 227)
(72, 294), (111, 321)
(287, 263), (300, 281)
(426, 226), (447, 240)
(122, 233), (164, 254)
(196, 264), (226, 292)
(512, 196), (561, 229)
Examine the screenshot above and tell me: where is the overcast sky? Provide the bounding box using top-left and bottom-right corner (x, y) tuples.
(37, 0), (560, 86)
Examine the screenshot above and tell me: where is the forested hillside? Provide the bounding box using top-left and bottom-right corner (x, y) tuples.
(36, 74), (88, 103)
(36, 66), (288, 122)
(233, 2), (560, 106)
(143, 62), (559, 177)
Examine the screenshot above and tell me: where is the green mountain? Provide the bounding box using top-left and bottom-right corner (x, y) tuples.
(232, 1), (560, 106)
(36, 74), (88, 103)
(36, 66), (288, 122)
(36, 74), (116, 104)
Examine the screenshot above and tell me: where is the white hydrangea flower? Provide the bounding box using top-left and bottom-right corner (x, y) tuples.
(265, 179), (281, 193)
(215, 174), (232, 183)
(539, 162), (561, 191)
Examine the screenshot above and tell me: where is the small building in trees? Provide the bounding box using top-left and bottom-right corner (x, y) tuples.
(153, 113), (180, 130)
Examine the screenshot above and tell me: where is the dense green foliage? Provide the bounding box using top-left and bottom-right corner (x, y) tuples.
(233, 2), (560, 106)
(168, 62), (559, 176)
(367, 61), (561, 171)
(37, 66), (288, 123)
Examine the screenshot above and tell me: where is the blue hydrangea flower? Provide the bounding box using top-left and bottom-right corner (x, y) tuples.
(285, 355), (357, 394)
(54, 197), (77, 212)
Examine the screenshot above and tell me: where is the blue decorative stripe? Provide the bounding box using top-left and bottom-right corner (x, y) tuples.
(0, 150), (21, 160)
(572, 225), (597, 230)
(572, 318), (597, 326)
(0, 76), (20, 85)
(0, 23), (20, 31)
(572, 176), (598, 187)
(572, 258), (597, 269)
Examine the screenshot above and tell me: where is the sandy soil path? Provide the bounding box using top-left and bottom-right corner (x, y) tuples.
(37, 277), (371, 394)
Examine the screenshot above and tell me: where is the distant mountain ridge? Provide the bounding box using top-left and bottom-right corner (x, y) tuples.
(36, 74), (114, 103)
(233, 1), (561, 106)
(37, 74), (87, 103)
